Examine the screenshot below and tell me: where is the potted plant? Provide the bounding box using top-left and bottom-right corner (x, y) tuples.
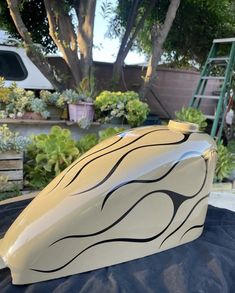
(0, 124), (29, 191)
(40, 90), (63, 119)
(0, 81), (50, 120)
(60, 77), (95, 127)
(175, 107), (207, 131)
(22, 97), (50, 120)
(95, 90), (150, 127)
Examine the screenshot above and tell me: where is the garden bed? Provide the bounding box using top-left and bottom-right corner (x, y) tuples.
(0, 119), (128, 140)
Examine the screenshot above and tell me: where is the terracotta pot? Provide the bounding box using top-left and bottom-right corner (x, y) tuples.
(22, 112), (44, 120)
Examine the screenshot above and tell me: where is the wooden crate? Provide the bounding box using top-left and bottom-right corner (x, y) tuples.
(0, 151), (23, 192)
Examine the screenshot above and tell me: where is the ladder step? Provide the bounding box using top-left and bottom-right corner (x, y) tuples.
(212, 90), (221, 96)
(213, 38), (235, 43)
(194, 95), (220, 100)
(201, 76), (225, 80)
(205, 115), (215, 120)
(208, 57), (229, 64)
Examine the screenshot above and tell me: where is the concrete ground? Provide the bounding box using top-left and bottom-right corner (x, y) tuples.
(209, 190), (235, 212)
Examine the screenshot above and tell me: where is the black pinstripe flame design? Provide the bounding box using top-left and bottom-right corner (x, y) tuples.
(30, 132), (213, 274)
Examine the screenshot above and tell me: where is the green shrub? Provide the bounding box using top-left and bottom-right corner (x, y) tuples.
(76, 127), (125, 155)
(126, 99), (149, 127)
(0, 183), (21, 201)
(95, 91), (150, 127)
(215, 142), (235, 182)
(24, 126), (79, 189)
(175, 107), (207, 131)
(24, 126), (126, 189)
(227, 139), (235, 154)
(98, 127), (125, 142)
(76, 133), (98, 154)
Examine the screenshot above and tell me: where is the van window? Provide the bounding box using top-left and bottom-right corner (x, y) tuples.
(0, 50), (28, 81)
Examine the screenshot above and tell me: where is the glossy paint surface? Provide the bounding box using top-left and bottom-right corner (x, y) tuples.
(0, 122), (217, 284)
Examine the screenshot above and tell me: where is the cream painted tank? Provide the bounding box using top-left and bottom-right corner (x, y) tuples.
(0, 121), (217, 284)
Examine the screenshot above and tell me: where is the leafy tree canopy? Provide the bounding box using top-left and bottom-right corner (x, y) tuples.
(0, 0), (55, 52)
(110, 0), (235, 65)
(0, 0), (80, 53)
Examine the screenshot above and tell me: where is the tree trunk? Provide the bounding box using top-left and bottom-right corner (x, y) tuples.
(76, 0), (96, 80)
(43, 0), (82, 88)
(7, 0), (63, 90)
(112, 0), (158, 88)
(140, 0), (181, 100)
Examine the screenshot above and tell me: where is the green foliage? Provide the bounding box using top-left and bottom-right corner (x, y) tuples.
(112, 0), (235, 66)
(76, 77), (96, 102)
(0, 0), (56, 53)
(126, 99), (150, 127)
(98, 127), (125, 142)
(0, 77), (11, 105)
(76, 127), (125, 155)
(30, 98), (50, 119)
(0, 81), (50, 119)
(57, 89), (80, 105)
(55, 85), (95, 108)
(215, 142), (235, 182)
(164, 0), (235, 65)
(24, 126), (127, 189)
(24, 126), (79, 189)
(175, 107), (207, 131)
(76, 133), (98, 154)
(227, 139), (235, 154)
(95, 91), (149, 127)
(39, 90), (58, 106)
(0, 124), (29, 153)
(0, 183), (22, 201)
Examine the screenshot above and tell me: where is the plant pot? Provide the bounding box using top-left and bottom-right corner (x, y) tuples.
(47, 105), (63, 120)
(22, 112), (44, 120)
(68, 102), (94, 123)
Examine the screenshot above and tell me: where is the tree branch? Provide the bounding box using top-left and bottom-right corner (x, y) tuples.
(112, 0), (158, 86)
(76, 0), (96, 79)
(6, 0), (63, 90)
(117, 0), (141, 60)
(140, 0), (181, 99)
(44, 0), (82, 86)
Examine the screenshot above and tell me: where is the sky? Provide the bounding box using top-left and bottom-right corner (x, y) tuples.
(93, 1), (147, 65)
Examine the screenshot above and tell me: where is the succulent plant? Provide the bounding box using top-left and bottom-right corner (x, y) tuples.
(215, 142), (235, 182)
(40, 90), (61, 106)
(95, 91), (149, 126)
(30, 98), (48, 114)
(125, 99), (150, 127)
(0, 110), (7, 119)
(24, 126), (80, 189)
(0, 81), (52, 119)
(175, 107), (207, 131)
(76, 77), (96, 102)
(0, 124), (29, 153)
(61, 89), (81, 104)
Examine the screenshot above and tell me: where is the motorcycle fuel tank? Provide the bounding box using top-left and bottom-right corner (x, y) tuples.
(0, 120), (217, 284)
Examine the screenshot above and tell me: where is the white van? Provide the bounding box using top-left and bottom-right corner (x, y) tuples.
(0, 41), (53, 90)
